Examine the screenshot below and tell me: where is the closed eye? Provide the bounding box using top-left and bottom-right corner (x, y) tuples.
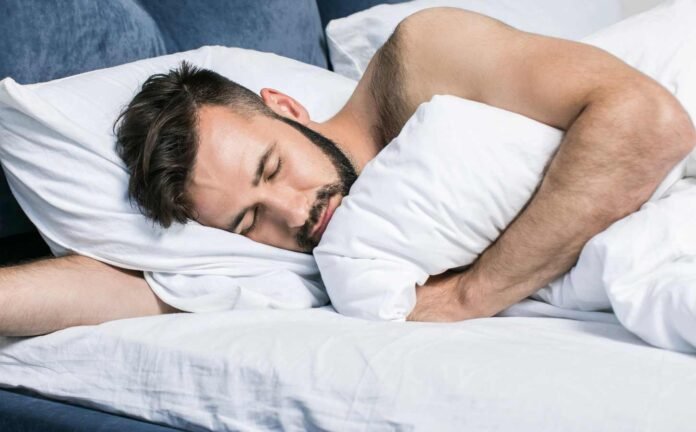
(241, 206), (258, 236)
(242, 158), (282, 235)
(267, 158), (282, 181)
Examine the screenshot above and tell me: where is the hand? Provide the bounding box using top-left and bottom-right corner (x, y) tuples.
(407, 270), (485, 322)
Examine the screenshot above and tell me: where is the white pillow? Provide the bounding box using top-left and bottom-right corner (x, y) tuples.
(0, 45), (357, 312)
(314, 96), (562, 320)
(326, 0), (624, 81)
(314, 0), (696, 321)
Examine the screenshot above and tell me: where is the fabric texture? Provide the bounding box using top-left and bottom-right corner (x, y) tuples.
(1, 305), (695, 431)
(0, 0), (166, 85)
(138, 0), (328, 68)
(315, 0), (696, 332)
(325, 0), (624, 80)
(0, 46), (356, 312)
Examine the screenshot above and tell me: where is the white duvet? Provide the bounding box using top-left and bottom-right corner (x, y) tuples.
(534, 178), (696, 352)
(315, 0), (696, 353)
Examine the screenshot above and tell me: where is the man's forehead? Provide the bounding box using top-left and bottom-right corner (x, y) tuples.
(196, 106), (259, 170)
(197, 105), (253, 147)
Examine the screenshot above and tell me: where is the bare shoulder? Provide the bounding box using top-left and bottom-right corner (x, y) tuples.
(357, 8), (509, 145)
(349, 9), (500, 146)
(398, 7), (508, 35)
(387, 7), (664, 129)
(356, 6), (604, 144)
(394, 7), (516, 103)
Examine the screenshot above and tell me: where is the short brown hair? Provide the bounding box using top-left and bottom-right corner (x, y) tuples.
(114, 61), (275, 228)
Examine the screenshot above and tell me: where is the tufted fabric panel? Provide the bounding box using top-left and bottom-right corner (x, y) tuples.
(138, 0), (328, 68)
(0, 0), (166, 84)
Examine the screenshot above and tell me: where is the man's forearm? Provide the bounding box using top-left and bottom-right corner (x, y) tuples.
(463, 82), (696, 317)
(0, 254), (177, 336)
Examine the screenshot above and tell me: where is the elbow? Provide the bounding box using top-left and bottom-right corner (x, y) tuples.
(640, 83), (696, 163)
(611, 82), (695, 201)
(579, 82), (696, 219)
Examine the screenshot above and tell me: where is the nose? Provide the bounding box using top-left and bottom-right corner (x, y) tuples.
(262, 184), (310, 229)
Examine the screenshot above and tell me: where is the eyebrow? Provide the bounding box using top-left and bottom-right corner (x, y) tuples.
(227, 141), (276, 233)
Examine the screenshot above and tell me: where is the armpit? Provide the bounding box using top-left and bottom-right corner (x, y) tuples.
(367, 23), (414, 148)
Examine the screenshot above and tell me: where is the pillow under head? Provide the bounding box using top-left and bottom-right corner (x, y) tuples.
(0, 45), (356, 311)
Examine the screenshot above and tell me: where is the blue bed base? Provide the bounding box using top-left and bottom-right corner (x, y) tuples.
(0, 388), (183, 432)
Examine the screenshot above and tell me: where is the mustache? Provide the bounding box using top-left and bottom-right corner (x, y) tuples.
(296, 182), (343, 251)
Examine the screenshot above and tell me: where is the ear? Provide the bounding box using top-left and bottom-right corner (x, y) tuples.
(260, 88), (311, 124)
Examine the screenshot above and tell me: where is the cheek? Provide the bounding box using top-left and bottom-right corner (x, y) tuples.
(289, 146), (335, 184)
(191, 197), (217, 227)
(249, 219), (284, 244)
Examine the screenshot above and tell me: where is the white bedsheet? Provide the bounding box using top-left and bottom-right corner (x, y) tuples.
(1, 306), (694, 431)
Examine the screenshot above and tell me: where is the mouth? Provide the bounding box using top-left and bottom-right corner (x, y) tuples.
(311, 195), (337, 240)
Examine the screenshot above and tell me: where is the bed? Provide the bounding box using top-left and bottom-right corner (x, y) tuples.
(2, 0), (694, 431)
(0, 1), (398, 429)
(2, 302), (695, 431)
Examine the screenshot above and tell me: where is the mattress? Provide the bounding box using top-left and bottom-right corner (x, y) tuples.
(0, 302), (694, 431)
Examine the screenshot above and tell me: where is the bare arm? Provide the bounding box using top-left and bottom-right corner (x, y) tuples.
(403, 9), (696, 320)
(0, 254), (178, 336)
(463, 97), (693, 317)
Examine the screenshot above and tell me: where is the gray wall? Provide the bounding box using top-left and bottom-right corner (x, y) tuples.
(622, 0), (666, 16)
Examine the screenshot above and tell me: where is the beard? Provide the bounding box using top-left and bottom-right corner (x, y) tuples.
(278, 116), (359, 252)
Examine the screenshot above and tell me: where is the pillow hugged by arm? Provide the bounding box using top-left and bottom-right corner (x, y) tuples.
(401, 8), (696, 321)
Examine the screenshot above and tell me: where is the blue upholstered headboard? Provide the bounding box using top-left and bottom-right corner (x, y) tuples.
(0, 0), (406, 239)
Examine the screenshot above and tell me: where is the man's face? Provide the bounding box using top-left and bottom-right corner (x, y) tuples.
(188, 105), (357, 253)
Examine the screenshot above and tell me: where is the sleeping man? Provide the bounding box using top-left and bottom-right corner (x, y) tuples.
(1, 8), (694, 336)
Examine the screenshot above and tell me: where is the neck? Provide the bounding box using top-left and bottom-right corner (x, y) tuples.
(308, 94), (382, 174)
